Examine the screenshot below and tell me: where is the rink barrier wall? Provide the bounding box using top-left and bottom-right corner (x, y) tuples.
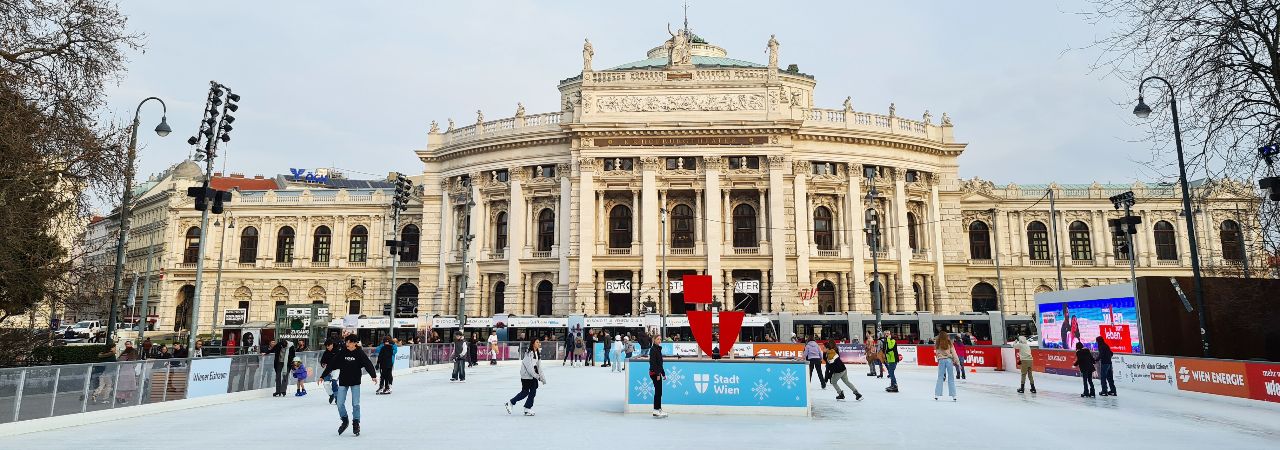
(0, 342), (533, 431)
(1029, 348), (1280, 404)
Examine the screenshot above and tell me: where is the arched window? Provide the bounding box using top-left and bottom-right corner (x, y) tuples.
(537, 208), (555, 252)
(906, 212), (919, 252)
(813, 206), (834, 250)
(671, 204), (694, 248)
(1026, 221), (1049, 261)
(395, 283), (418, 317)
(1220, 220), (1243, 261)
(347, 300), (361, 315)
(400, 224), (420, 262)
(816, 279), (837, 314)
(1069, 221), (1092, 260)
(183, 227), (201, 264)
(609, 205), (632, 248)
(968, 221), (991, 260)
(1154, 221), (1178, 261)
(865, 209), (882, 250)
(275, 226), (295, 263)
(349, 225), (368, 263)
(238, 226), (258, 263)
(312, 226), (331, 262)
(971, 282), (997, 312)
(733, 204), (757, 248)
(536, 280), (553, 316)
(493, 281), (506, 314)
(494, 211), (508, 251)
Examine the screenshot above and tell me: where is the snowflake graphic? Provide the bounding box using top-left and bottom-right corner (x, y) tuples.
(665, 366), (685, 388)
(778, 368), (800, 389)
(634, 378), (655, 400)
(752, 380), (772, 401)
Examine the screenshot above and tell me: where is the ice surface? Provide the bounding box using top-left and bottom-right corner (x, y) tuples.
(4, 360), (1279, 449)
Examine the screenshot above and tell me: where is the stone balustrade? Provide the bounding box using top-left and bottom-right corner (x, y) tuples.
(441, 112), (563, 147)
(802, 107), (934, 140)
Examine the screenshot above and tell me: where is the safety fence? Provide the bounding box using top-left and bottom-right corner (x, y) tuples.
(1030, 348), (1280, 404)
(0, 342), (534, 425)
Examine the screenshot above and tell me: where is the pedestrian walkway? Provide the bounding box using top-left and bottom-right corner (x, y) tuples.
(4, 361), (1278, 449)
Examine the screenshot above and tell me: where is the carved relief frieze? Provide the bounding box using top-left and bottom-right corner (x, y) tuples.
(595, 93), (767, 113)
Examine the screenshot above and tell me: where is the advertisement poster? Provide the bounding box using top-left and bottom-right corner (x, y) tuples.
(1032, 349), (1079, 376)
(836, 343), (867, 364)
(915, 346), (1001, 368)
(1245, 363), (1280, 403)
(1035, 284), (1142, 353)
(186, 357), (233, 398)
(1113, 354), (1177, 393)
(897, 345), (917, 365)
(627, 360), (807, 408)
(567, 315), (585, 339)
(1175, 358), (1249, 399)
(753, 343), (805, 359)
(394, 345), (411, 371)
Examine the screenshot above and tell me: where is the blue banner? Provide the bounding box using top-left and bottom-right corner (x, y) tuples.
(627, 360), (808, 408)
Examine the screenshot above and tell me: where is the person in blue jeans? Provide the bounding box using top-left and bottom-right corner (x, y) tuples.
(933, 333), (959, 401)
(319, 335), (376, 436)
(883, 330), (901, 392)
(505, 338), (547, 416)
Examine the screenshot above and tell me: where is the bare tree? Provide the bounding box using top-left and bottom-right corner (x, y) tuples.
(1083, 0), (1280, 274)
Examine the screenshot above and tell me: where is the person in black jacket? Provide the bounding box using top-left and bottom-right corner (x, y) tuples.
(319, 340), (339, 404)
(1095, 336), (1116, 396)
(584, 330), (596, 367)
(374, 337), (395, 395)
(318, 334), (376, 436)
(451, 334), (468, 382)
(649, 334), (667, 418)
(271, 339), (294, 397)
(1072, 342), (1096, 398)
(467, 334), (479, 367)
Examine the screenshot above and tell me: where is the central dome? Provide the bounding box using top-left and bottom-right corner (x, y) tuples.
(607, 35), (764, 71)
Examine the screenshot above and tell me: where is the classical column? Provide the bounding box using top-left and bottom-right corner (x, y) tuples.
(595, 270), (605, 314)
(468, 173), (483, 293)
(437, 180), (453, 301)
(761, 269), (772, 312)
(722, 269), (733, 307)
(630, 270), (640, 315)
(641, 157), (660, 298)
(577, 158), (598, 309)
(507, 168), (526, 307)
(557, 163), (572, 287)
(793, 159), (811, 288)
(892, 169), (911, 311)
(704, 158), (723, 289)
(631, 189), (640, 248)
(928, 173), (948, 311)
(757, 188), (768, 245)
(847, 164), (866, 312)
(767, 155), (789, 307)
(1136, 208), (1154, 267)
(694, 188), (704, 244)
(722, 189), (731, 247)
(596, 191), (605, 245)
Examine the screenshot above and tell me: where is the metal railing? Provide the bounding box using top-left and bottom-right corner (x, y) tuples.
(0, 342), (531, 425)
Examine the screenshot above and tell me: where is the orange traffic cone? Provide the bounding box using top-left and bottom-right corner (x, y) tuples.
(970, 368), (977, 373)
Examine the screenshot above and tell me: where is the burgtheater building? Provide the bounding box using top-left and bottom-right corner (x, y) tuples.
(83, 27), (1263, 343)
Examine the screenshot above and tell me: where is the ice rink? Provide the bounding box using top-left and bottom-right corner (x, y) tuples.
(3, 359), (1279, 449)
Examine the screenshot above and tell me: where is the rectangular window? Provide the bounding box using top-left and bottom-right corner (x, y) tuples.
(1113, 233), (1131, 261)
(603, 158), (634, 171)
(811, 162), (837, 176)
(727, 156), (760, 169)
(350, 235), (367, 263)
(905, 170), (919, 182)
(666, 157), (696, 170)
(493, 170), (509, 182)
(864, 165), (879, 179)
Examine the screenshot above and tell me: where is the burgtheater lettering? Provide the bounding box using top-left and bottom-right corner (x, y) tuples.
(594, 136), (768, 147)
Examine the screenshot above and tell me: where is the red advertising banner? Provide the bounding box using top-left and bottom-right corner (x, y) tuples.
(1244, 362), (1280, 403)
(1033, 348), (1079, 376)
(917, 345), (1003, 368)
(1174, 358), (1249, 399)
(753, 343), (805, 359)
(1097, 324), (1132, 354)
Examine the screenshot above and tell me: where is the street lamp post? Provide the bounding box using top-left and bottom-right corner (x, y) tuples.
(865, 177), (883, 333)
(1133, 76), (1210, 356)
(209, 214), (234, 342)
(989, 208), (1007, 343)
(106, 97), (171, 349)
(660, 207), (668, 338)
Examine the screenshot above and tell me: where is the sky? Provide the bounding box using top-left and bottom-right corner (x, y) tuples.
(102, 0), (1160, 186)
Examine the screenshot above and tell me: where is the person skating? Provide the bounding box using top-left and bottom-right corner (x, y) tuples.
(952, 333), (967, 380)
(318, 334), (377, 436)
(932, 333), (960, 401)
(320, 340), (339, 404)
(562, 330), (575, 366)
(1072, 341), (1096, 398)
(292, 357), (309, 397)
(505, 338), (547, 416)
(573, 333), (586, 367)
(1095, 336), (1116, 396)
(451, 334), (468, 382)
(468, 334), (479, 367)
(488, 331), (499, 366)
(1013, 335), (1036, 394)
(804, 337), (827, 389)
(649, 334), (668, 418)
(271, 339), (293, 397)
(865, 332), (884, 377)
(883, 331), (901, 393)
(611, 335), (624, 373)
(584, 330), (595, 367)
(374, 337), (396, 394)
(602, 331), (612, 368)
(823, 341), (862, 401)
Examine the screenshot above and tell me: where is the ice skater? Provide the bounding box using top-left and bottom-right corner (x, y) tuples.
(804, 337), (827, 389)
(374, 337), (396, 394)
(488, 331), (500, 365)
(952, 333), (967, 380)
(318, 334), (377, 436)
(932, 333), (959, 401)
(1072, 341), (1096, 398)
(1013, 335), (1036, 394)
(649, 334), (668, 418)
(291, 357), (309, 397)
(1095, 336), (1116, 396)
(865, 332), (884, 378)
(823, 341), (862, 401)
(320, 340), (340, 403)
(611, 335), (624, 373)
(883, 331), (900, 393)
(505, 338), (547, 416)
(451, 334), (468, 382)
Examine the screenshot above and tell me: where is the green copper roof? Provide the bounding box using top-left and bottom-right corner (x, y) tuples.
(608, 55), (765, 70)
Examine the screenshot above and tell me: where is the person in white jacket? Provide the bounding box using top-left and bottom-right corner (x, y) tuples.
(505, 338), (547, 416)
(1013, 335), (1036, 394)
(488, 331), (500, 365)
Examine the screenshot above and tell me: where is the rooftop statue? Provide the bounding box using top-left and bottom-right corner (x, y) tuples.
(767, 34), (779, 68)
(583, 38), (594, 72)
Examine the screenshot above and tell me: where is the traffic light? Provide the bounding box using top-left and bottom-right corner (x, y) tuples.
(1261, 177), (1280, 201)
(392, 174), (413, 211)
(385, 239), (400, 256)
(187, 186), (208, 211)
(211, 190), (232, 214)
